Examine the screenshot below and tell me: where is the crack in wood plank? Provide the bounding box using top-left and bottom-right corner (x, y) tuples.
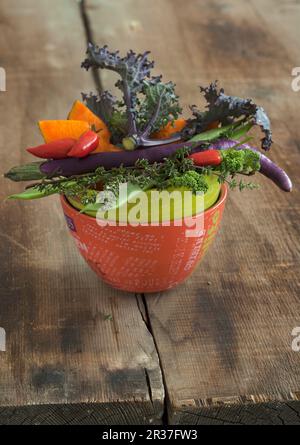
(78, 0), (103, 93)
(135, 294), (168, 424)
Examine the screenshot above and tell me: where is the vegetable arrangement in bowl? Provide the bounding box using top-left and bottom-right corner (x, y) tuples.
(5, 44), (292, 205)
(4, 44), (292, 292)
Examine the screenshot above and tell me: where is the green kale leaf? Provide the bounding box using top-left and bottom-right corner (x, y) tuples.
(138, 81), (182, 133)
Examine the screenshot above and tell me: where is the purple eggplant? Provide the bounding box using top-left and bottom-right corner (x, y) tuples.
(4, 141), (206, 182)
(39, 141), (204, 177)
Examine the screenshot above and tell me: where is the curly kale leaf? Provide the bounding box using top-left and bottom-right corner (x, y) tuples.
(184, 81), (272, 150)
(138, 81), (182, 134)
(81, 90), (116, 125)
(108, 110), (128, 143)
(82, 44), (160, 136)
(81, 44), (183, 148)
(82, 91), (127, 144)
(82, 44), (159, 94)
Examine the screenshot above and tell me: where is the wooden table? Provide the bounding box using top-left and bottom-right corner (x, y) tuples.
(0, 0), (300, 425)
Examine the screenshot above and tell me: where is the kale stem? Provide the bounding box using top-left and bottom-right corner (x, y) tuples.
(123, 82), (137, 136)
(139, 134), (182, 147)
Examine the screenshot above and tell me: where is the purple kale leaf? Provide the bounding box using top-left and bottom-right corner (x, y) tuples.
(81, 90), (116, 125)
(184, 81), (272, 150)
(138, 81), (182, 134)
(81, 44), (182, 148)
(81, 91), (128, 144)
(82, 44), (160, 137)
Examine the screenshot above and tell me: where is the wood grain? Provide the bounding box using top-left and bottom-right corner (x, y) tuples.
(86, 0), (300, 424)
(0, 0), (163, 425)
(1, 0), (300, 425)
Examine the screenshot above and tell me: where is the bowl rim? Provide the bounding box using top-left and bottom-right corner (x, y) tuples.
(61, 183), (228, 225)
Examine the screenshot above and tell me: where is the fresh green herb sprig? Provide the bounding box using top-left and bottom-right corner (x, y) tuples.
(215, 148), (260, 191)
(169, 170), (209, 194)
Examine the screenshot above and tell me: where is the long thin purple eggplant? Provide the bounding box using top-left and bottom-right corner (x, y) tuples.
(40, 141), (203, 177)
(209, 139), (292, 192)
(4, 141), (206, 181)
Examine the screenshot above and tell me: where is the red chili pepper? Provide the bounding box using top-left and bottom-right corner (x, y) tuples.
(189, 150), (222, 166)
(67, 130), (99, 158)
(26, 138), (76, 159)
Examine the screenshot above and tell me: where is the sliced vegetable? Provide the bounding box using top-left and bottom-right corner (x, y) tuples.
(68, 100), (107, 132)
(68, 130), (99, 158)
(39, 120), (90, 143)
(189, 150), (222, 167)
(26, 138), (75, 159)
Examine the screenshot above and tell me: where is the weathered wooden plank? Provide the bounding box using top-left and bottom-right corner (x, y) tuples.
(0, 0), (164, 425)
(86, 0), (300, 424)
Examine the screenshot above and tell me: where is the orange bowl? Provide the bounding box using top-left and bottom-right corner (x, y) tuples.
(60, 185), (227, 293)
